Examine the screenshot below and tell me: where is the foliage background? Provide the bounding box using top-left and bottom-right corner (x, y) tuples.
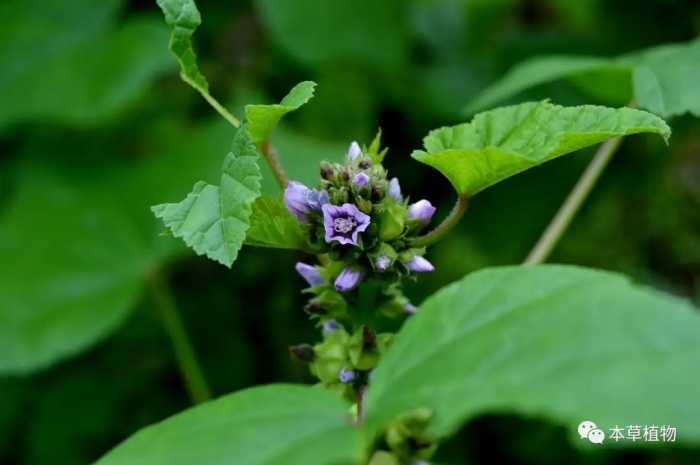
(1, 0), (699, 463)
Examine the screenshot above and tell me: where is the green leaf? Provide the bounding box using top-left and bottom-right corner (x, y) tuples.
(464, 56), (631, 115)
(256, 0), (407, 71)
(412, 101), (670, 196)
(364, 265), (700, 443)
(246, 196), (306, 250)
(155, 0), (239, 126)
(622, 38), (700, 118)
(156, 0), (208, 91)
(0, 0), (173, 127)
(95, 384), (361, 465)
(465, 38), (700, 118)
(245, 81), (317, 143)
(0, 168), (155, 374)
(152, 128), (262, 267)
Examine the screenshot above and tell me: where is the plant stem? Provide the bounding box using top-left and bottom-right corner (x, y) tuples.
(259, 141), (289, 188)
(183, 75), (241, 128)
(525, 136), (624, 264)
(411, 195), (469, 247)
(150, 272), (212, 404)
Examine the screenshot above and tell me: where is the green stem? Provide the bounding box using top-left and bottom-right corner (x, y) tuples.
(524, 136), (624, 264)
(411, 195), (469, 247)
(184, 75), (241, 128)
(150, 272), (212, 404)
(260, 141), (289, 188)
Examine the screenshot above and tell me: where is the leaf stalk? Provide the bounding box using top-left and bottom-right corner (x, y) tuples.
(525, 136), (623, 264)
(411, 195), (469, 247)
(150, 271), (212, 404)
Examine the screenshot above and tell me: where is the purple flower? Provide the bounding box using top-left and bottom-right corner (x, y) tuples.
(407, 199), (436, 225)
(322, 203), (370, 246)
(284, 181), (328, 222)
(388, 177), (402, 202)
(347, 141), (362, 161)
(335, 267), (365, 292)
(404, 302), (417, 315)
(352, 172), (370, 186)
(406, 256), (435, 273)
(295, 262), (323, 286)
(375, 255), (391, 272)
(339, 368), (356, 384)
(322, 319), (343, 335)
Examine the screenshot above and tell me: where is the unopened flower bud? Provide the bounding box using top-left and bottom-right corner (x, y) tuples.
(295, 262), (324, 286)
(289, 344), (316, 362)
(406, 256), (435, 273)
(339, 367), (356, 384)
(407, 200), (436, 226)
(375, 255), (391, 271)
(320, 162), (334, 179)
(353, 172), (370, 186)
(388, 177), (402, 202)
(404, 303), (417, 314)
(335, 266), (365, 292)
(347, 141), (362, 161)
(322, 319), (343, 335)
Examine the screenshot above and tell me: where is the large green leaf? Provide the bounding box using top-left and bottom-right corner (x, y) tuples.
(96, 384), (361, 465)
(0, 0), (173, 127)
(412, 101), (670, 196)
(152, 128), (262, 268)
(465, 38), (700, 118)
(0, 168), (156, 374)
(246, 196), (306, 250)
(464, 56), (631, 115)
(622, 39), (700, 118)
(256, 0), (407, 71)
(245, 81), (317, 143)
(363, 265), (700, 443)
(0, 120), (232, 374)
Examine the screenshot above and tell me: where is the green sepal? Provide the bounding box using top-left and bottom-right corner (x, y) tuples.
(377, 200), (406, 241)
(310, 329), (350, 384)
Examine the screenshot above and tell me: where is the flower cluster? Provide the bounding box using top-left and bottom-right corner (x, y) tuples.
(285, 138), (437, 394)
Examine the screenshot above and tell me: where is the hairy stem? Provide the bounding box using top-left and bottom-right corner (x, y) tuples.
(525, 136), (624, 264)
(411, 195), (469, 247)
(259, 141), (289, 188)
(150, 272), (212, 404)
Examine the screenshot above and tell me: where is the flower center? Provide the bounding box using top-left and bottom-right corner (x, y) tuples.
(333, 217), (357, 234)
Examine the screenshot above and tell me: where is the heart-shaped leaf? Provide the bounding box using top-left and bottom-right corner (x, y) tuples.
(412, 101), (669, 196)
(363, 265), (700, 443)
(152, 127), (262, 267)
(96, 384), (361, 465)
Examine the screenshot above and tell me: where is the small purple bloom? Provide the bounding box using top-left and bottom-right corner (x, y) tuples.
(388, 177), (402, 202)
(339, 367), (356, 384)
(347, 141), (362, 160)
(407, 199), (436, 225)
(322, 319), (343, 335)
(406, 256), (435, 273)
(404, 302), (417, 314)
(335, 266), (365, 292)
(322, 203), (370, 246)
(295, 262), (323, 286)
(375, 255), (391, 272)
(352, 172), (370, 186)
(284, 181), (328, 222)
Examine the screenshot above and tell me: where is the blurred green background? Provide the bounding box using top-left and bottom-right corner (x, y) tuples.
(1, 0), (699, 464)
